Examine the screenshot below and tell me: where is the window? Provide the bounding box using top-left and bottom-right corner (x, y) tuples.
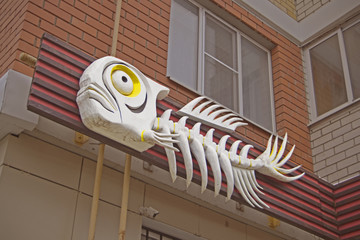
(167, 0), (275, 132)
(306, 20), (360, 119)
(141, 226), (181, 240)
(141, 218), (206, 240)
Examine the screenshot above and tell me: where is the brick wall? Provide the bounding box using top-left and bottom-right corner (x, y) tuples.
(0, 0), (29, 78)
(268, 0), (330, 21)
(268, 0), (296, 20)
(0, 0), (117, 77)
(296, 0), (330, 21)
(0, 0), (313, 171)
(311, 102), (360, 184)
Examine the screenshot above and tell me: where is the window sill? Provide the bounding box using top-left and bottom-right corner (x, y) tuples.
(308, 98), (360, 128)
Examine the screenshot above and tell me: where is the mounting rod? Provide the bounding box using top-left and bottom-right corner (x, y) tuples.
(88, 143), (105, 240)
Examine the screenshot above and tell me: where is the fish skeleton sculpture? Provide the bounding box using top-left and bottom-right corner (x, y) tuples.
(76, 56), (304, 208)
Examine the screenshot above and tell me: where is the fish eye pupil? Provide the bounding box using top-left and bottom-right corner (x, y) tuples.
(122, 76), (128, 83)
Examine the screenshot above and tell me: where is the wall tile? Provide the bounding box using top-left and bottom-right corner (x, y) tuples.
(3, 134), (82, 189)
(144, 185), (200, 235)
(72, 194), (144, 240)
(198, 206), (246, 240)
(0, 136), (9, 166)
(79, 158), (144, 213)
(0, 166), (77, 240)
(72, 193), (121, 240)
(246, 225), (285, 240)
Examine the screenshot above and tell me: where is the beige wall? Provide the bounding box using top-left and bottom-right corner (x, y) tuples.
(310, 102), (360, 184)
(0, 133), (291, 240)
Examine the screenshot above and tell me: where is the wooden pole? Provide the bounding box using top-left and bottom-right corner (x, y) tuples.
(118, 154), (132, 240)
(111, 0), (123, 57)
(88, 143), (105, 240)
(86, 0), (123, 238)
(109, 0), (132, 239)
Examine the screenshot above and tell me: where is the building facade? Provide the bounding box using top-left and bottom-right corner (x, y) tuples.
(0, 0), (359, 239)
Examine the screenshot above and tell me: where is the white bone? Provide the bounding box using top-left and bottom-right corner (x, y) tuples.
(272, 133), (287, 164)
(189, 136), (208, 193)
(237, 168), (261, 208)
(276, 165), (302, 174)
(175, 117), (193, 187)
(233, 168), (254, 208)
(241, 169), (268, 208)
(158, 110), (177, 182)
(261, 135), (273, 164)
(223, 118), (247, 128)
(218, 135), (229, 152)
(269, 135), (278, 161)
(277, 145), (295, 167)
(251, 170), (263, 190)
(177, 96), (246, 133)
(240, 145), (253, 168)
(246, 170), (264, 195)
(218, 135), (234, 200)
(184, 96), (206, 113)
(188, 122), (208, 193)
(194, 100), (212, 115)
(229, 140), (241, 159)
(199, 102), (220, 117)
(204, 129), (222, 196)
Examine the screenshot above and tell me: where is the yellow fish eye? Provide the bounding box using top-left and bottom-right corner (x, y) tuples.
(111, 65), (141, 97)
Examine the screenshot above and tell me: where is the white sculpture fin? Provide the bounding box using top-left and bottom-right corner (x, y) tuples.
(159, 109), (177, 182)
(175, 117), (193, 187)
(204, 129), (222, 196)
(189, 122), (208, 193)
(218, 135), (234, 200)
(177, 97), (247, 133)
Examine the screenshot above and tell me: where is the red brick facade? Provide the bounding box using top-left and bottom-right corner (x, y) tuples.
(0, 0), (313, 171)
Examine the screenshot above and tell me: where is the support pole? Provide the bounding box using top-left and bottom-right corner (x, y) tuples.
(109, 0), (131, 239)
(88, 143), (105, 240)
(111, 0), (123, 57)
(87, 1), (124, 239)
(118, 154), (132, 240)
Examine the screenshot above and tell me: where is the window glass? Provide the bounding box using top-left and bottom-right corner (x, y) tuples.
(167, 0), (199, 89)
(310, 34), (347, 116)
(343, 22), (360, 99)
(204, 14), (238, 111)
(205, 15), (237, 69)
(204, 55), (238, 110)
(241, 37), (272, 130)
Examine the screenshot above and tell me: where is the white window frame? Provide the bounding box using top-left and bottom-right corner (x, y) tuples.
(167, 0), (276, 133)
(305, 18), (360, 124)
